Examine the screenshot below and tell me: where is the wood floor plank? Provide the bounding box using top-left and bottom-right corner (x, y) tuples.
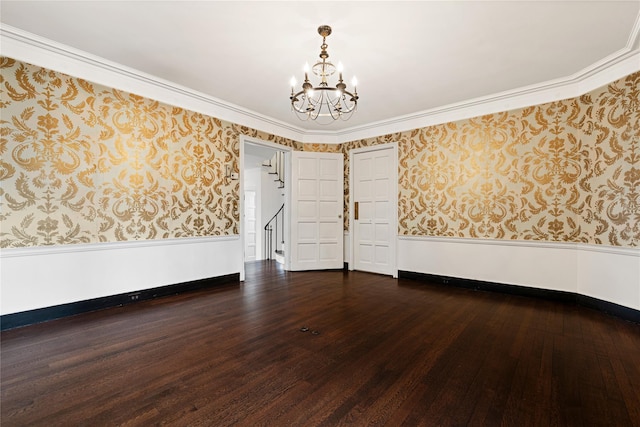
(2, 261), (639, 426)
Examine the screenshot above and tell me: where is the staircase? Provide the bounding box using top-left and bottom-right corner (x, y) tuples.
(263, 151), (285, 263)
(263, 151), (285, 189)
(264, 203), (284, 264)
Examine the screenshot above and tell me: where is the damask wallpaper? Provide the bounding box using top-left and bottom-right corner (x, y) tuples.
(0, 58), (300, 247)
(338, 71), (639, 247)
(1, 57), (638, 249)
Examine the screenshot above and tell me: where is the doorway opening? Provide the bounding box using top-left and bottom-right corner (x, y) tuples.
(240, 136), (292, 281)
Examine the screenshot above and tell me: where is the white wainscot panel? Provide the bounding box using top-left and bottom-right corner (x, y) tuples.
(398, 236), (640, 310)
(0, 236), (242, 315)
(577, 248), (640, 310)
(397, 236), (578, 293)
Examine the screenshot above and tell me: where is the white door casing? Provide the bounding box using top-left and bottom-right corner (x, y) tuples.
(290, 151), (344, 271)
(240, 135), (293, 281)
(350, 144), (398, 277)
(244, 190), (257, 261)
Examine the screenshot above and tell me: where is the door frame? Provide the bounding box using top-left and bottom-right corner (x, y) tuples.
(243, 187), (258, 262)
(348, 142), (399, 278)
(239, 135), (293, 281)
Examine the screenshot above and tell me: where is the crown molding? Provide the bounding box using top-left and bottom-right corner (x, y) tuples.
(2, 22), (639, 145)
(0, 25), (311, 142)
(318, 10), (640, 143)
(319, 48), (640, 143)
(626, 8), (640, 50)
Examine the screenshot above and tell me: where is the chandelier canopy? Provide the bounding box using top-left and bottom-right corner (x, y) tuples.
(290, 25), (358, 124)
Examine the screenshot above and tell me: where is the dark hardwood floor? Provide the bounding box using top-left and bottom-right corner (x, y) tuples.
(2, 261), (639, 426)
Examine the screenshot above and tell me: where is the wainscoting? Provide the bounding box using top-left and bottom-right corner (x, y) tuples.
(1, 236), (242, 316)
(397, 235), (640, 311)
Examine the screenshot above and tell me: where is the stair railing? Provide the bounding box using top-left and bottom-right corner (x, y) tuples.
(264, 203), (285, 260)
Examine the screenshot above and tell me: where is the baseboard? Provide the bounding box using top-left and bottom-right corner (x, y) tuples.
(398, 270), (640, 324)
(575, 294), (640, 324)
(0, 273), (240, 331)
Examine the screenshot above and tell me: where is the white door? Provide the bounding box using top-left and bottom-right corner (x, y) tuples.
(290, 151), (344, 270)
(244, 190), (257, 261)
(352, 146), (396, 275)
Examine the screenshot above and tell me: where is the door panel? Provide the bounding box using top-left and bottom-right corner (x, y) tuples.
(353, 147), (395, 275)
(290, 151), (344, 270)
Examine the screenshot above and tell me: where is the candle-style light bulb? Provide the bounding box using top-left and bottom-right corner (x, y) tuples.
(303, 62), (310, 81)
(351, 76), (358, 89)
(290, 76), (297, 88)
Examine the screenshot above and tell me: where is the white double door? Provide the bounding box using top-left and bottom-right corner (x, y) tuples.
(280, 148), (395, 275)
(351, 146), (396, 276)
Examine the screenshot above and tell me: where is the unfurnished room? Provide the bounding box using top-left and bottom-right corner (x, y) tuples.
(1, 1), (639, 425)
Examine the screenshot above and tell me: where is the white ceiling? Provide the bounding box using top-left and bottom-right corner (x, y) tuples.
(2, 1), (639, 134)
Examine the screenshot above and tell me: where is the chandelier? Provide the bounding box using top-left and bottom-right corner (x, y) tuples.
(290, 25), (358, 124)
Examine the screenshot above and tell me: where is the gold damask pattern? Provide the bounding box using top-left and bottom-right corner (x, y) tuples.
(341, 72), (639, 247)
(0, 58), (298, 247)
(580, 72), (640, 246)
(1, 58), (637, 248)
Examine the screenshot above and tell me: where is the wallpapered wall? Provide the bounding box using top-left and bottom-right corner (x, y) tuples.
(315, 71), (637, 247)
(1, 57), (638, 249)
(0, 58), (301, 247)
